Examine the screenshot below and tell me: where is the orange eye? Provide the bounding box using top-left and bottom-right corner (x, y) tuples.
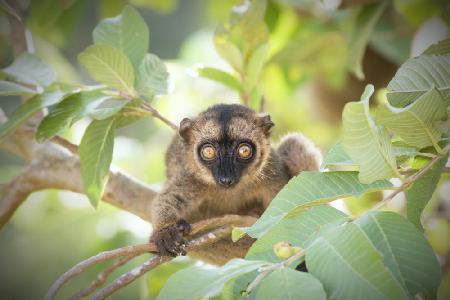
(201, 144), (216, 160)
(237, 143), (252, 159)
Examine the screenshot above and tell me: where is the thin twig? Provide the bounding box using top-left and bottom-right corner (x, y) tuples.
(259, 96), (266, 113)
(46, 215), (254, 300)
(141, 102), (178, 131)
(91, 224), (238, 299)
(246, 250), (304, 294)
(44, 244), (156, 300)
(0, 0), (22, 21)
(69, 255), (135, 300)
(371, 152), (449, 211)
(50, 136), (79, 154)
(91, 256), (170, 300)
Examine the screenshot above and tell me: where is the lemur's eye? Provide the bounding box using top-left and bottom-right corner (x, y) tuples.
(200, 144), (216, 160)
(237, 143), (253, 159)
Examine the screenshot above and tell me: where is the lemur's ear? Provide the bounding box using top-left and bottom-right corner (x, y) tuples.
(179, 118), (193, 141)
(257, 113), (274, 136)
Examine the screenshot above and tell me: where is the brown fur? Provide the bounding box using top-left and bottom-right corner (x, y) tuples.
(152, 104), (322, 227)
(150, 104), (322, 260)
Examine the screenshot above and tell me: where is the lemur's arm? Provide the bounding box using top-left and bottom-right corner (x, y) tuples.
(150, 187), (196, 256)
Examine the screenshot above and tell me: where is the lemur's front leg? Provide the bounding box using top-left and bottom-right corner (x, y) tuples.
(150, 191), (193, 256)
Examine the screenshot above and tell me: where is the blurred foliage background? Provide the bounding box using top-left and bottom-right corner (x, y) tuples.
(0, 0), (449, 299)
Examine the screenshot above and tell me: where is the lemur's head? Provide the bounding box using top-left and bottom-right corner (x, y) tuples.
(179, 104), (274, 188)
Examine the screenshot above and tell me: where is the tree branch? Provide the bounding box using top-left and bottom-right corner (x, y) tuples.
(45, 215), (255, 300)
(0, 114), (157, 226)
(69, 255), (135, 300)
(141, 102), (178, 131)
(3, 0), (29, 56)
(92, 256), (171, 300)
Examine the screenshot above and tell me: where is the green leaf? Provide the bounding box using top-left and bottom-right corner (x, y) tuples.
(245, 42), (269, 90)
(347, 1), (387, 79)
(197, 67), (242, 91)
(322, 142), (418, 171)
(214, 0), (268, 72)
(393, 0), (442, 28)
(0, 80), (36, 95)
(422, 38), (450, 55)
(307, 223), (409, 300)
(387, 55), (450, 107)
(213, 38), (243, 72)
(135, 53), (169, 99)
(252, 268), (326, 300)
(88, 99), (129, 121)
(246, 205), (348, 263)
(406, 153), (448, 230)
(355, 211), (441, 298)
(377, 88), (447, 153)
(1, 53), (56, 89)
(342, 84), (400, 183)
(157, 259), (266, 300)
(0, 89), (65, 140)
(93, 5), (149, 68)
(78, 44), (135, 94)
(79, 117), (116, 207)
(36, 89), (110, 142)
(321, 142), (357, 171)
(234, 171), (392, 240)
(393, 144), (419, 158)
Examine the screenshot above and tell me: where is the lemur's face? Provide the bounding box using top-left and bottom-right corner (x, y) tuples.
(179, 104), (273, 188)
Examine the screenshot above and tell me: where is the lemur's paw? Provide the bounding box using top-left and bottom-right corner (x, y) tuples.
(151, 219), (191, 256)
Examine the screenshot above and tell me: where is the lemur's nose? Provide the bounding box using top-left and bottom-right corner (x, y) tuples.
(218, 177), (234, 187)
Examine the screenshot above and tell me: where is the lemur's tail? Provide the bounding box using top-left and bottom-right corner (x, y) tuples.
(277, 132), (322, 178)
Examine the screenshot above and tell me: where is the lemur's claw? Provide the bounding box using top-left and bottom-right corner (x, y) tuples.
(151, 219), (190, 257)
(176, 219), (191, 235)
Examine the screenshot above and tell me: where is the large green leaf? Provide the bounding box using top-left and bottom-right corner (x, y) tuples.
(322, 142), (419, 171)
(0, 80), (36, 95)
(93, 5), (149, 68)
(78, 44), (135, 94)
(79, 117), (116, 207)
(406, 153), (448, 230)
(355, 211), (441, 298)
(246, 205), (348, 263)
(306, 223), (409, 300)
(1, 53), (56, 89)
(251, 268), (326, 300)
(197, 67), (242, 92)
(233, 171), (392, 240)
(135, 53), (169, 99)
(0, 89), (65, 140)
(377, 88), (447, 153)
(386, 55), (450, 107)
(157, 259), (266, 300)
(36, 89), (110, 142)
(342, 84), (399, 183)
(347, 1), (387, 79)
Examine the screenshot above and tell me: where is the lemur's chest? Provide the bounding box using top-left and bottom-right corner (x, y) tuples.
(186, 183), (274, 222)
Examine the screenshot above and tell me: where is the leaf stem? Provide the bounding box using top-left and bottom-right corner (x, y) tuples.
(140, 102), (178, 131)
(245, 249), (304, 294)
(109, 90), (178, 131)
(371, 147), (449, 211)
